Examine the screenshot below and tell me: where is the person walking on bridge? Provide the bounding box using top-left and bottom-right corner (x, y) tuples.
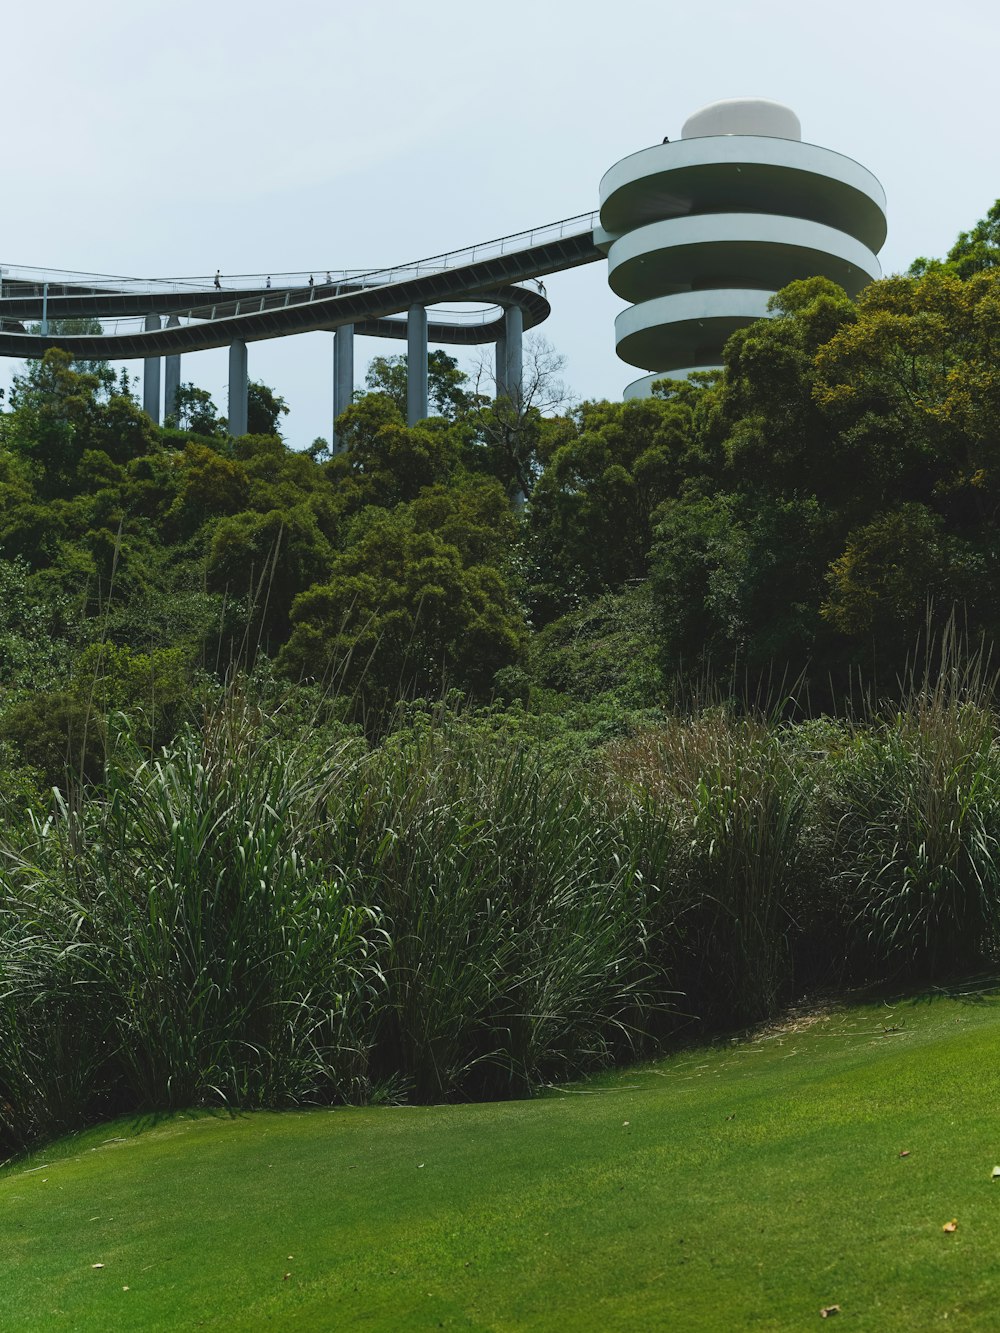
(214, 269), (222, 290)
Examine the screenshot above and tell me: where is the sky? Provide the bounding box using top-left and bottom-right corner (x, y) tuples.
(3, 0), (999, 449)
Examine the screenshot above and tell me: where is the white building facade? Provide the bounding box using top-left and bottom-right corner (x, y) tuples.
(598, 99), (888, 397)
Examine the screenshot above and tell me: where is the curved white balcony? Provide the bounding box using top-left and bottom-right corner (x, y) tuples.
(615, 288), (773, 372)
(600, 136), (887, 253)
(608, 213), (881, 304)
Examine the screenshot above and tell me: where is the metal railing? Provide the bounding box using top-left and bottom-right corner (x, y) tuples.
(0, 266), (379, 302)
(19, 297), (513, 342)
(0, 210), (598, 312)
(309, 211), (599, 292)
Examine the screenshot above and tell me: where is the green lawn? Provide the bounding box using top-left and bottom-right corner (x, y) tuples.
(6, 991), (1000, 1331)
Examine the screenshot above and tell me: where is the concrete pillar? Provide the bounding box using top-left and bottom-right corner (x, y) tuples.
(228, 338), (248, 436)
(504, 305), (523, 406)
(495, 334), (507, 398)
(164, 315), (181, 423)
(143, 313), (161, 424)
(332, 323), (354, 452)
(407, 303), (428, 426)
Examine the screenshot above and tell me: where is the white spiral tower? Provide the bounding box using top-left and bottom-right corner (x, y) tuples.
(598, 99), (887, 397)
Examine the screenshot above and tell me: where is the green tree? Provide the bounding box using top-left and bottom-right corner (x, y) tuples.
(0, 689), (105, 787)
(714, 277), (858, 504)
(234, 433), (335, 538)
(2, 349), (157, 497)
(910, 199), (1000, 279)
(364, 350), (474, 421)
(645, 268), (1000, 691)
(207, 505), (335, 647)
(651, 491), (832, 681)
(0, 556), (77, 692)
(168, 383), (225, 437)
(821, 503), (981, 645)
(246, 381), (290, 437)
(528, 381), (714, 612)
(645, 279), (869, 687)
(278, 490), (526, 717)
(326, 394), (462, 510)
(164, 444), (250, 536)
(813, 269), (1000, 528)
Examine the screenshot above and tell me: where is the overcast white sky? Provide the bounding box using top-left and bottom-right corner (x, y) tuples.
(3, 0), (998, 448)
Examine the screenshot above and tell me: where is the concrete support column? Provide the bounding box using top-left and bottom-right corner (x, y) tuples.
(407, 303), (428, 426)
(164, 315), (181, 423)
(143, 313), (161, 424)
(228, 338), (248, 437)
(495, 334), (507, 398)
(332, 323), (355, 452)
(504, 305), (523, 406)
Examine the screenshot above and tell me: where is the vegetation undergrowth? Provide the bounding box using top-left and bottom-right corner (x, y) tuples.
(3, 656), (1000, 1157)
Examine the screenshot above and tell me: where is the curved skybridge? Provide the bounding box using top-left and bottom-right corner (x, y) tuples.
(0, 99), (887, 433)
(0, 215), (601, 438)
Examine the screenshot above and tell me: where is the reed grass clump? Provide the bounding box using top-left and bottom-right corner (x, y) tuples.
(830, 685), (1000, 981)
(0, 703), (675, 1152)
(0, 709), (383, 1153)
(320, 720), (661, 1100)
(605, 713), (807, 1028)
(4, 661), (1000, 1158)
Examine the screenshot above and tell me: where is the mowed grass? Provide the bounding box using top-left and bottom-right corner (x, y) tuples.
(5, 992), (1000, 1331)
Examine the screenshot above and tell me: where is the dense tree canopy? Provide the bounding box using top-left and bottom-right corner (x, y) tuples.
(278, 475), (526, 710)
(911, 198), (1000, 279)
(0, 200), (999, 782)
(364, 350), (477, 422)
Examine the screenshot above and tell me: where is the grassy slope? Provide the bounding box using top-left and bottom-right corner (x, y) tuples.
(5, 994), (1000, 1331)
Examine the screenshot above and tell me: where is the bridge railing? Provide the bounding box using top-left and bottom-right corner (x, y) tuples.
(22, 298), (512, 341)
(325, 211), (600, 291)
(0, 266), (379, 302)
(0, 210), (598, 310)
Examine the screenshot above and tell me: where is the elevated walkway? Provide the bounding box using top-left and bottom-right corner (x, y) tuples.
(0, 213), (601, 359)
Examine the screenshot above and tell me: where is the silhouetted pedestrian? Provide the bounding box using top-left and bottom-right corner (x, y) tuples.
(214, 269), (222, 290)
(308, 274), (315, 288)
(266, 275), (271, 288)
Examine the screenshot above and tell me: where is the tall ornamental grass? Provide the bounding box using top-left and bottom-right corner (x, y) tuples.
(4, 671), (1000, 1158)
(604, 714), (807, 1028)
(320, 722), (662, 1100)
(0, 711), (383, 1153)
(830, 684), (1000, 980)
(0, 705), (677, 1153)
